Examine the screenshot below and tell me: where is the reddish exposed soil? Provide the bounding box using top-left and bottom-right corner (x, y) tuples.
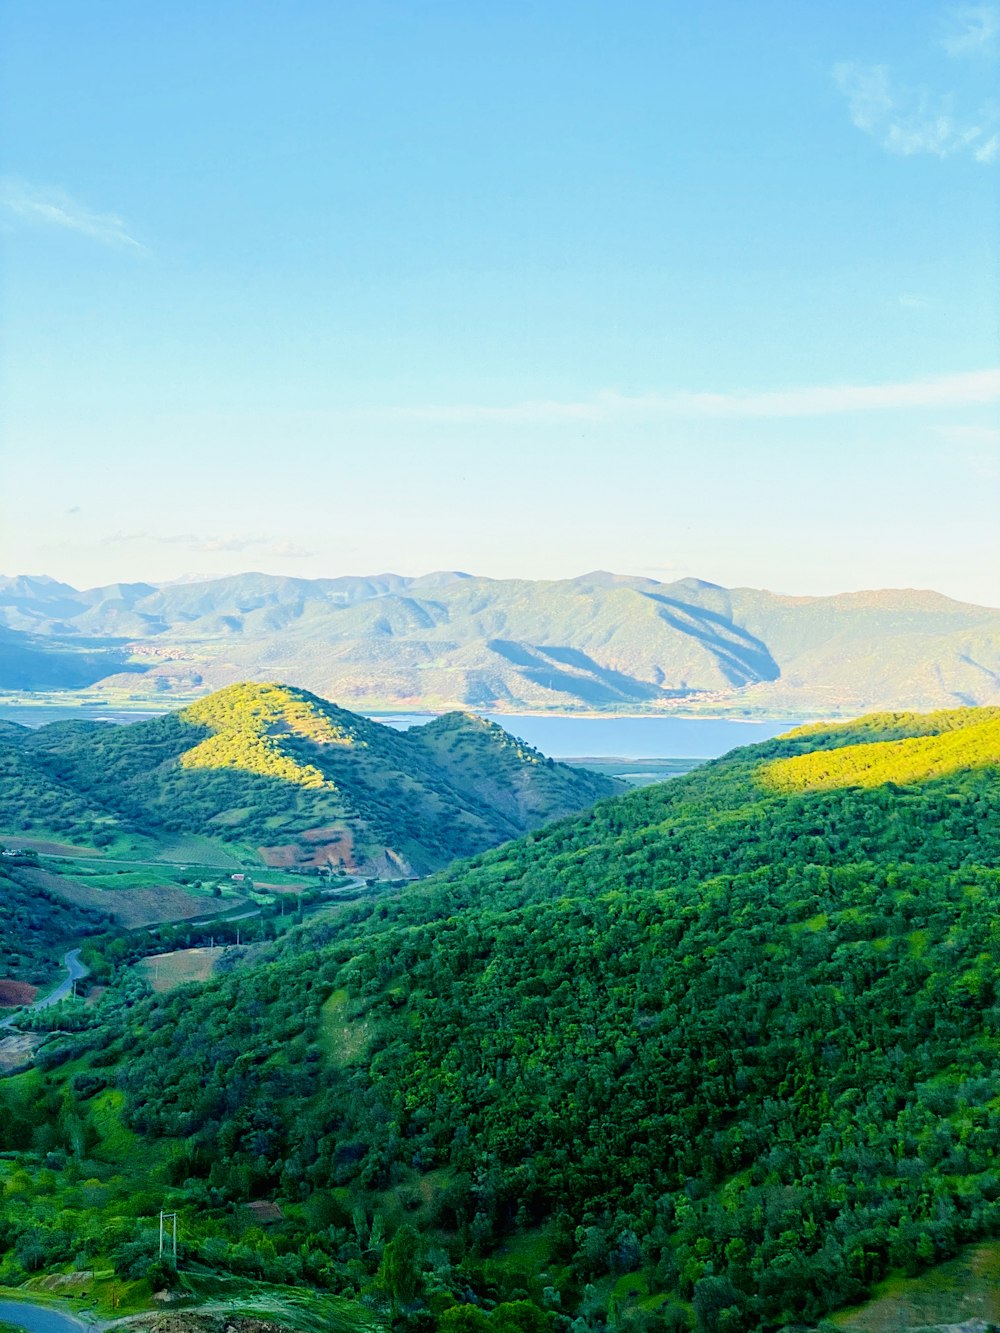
(0, 978), (38, 1007)
(258, 825), (356, 869)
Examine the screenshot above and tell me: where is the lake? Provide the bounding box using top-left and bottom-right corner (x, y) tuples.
(375, 712), (800, 759)
(0, 703), (799, 762)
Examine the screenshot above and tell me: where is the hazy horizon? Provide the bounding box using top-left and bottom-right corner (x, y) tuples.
(2, 563), (999, 611)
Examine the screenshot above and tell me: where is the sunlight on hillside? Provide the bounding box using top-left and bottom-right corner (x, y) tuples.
(762, 714), (1000, 792)
(178, 682), (358, 788)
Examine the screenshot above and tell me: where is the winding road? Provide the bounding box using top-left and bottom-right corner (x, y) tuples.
(0, 949), (89, 1031)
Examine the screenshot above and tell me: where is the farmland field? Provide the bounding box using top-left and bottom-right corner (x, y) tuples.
(9, 865), (249, 929)
(136, 946), (227, 992)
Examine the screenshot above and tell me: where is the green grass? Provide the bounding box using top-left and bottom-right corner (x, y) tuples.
(830, 1241), (1000, 1331)
(176, 1270), (383, 1332)
(318, 989), (372, 1066)
(89, 1090), (155, 1172)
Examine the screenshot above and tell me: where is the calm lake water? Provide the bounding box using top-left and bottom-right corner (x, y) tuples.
(375, 713), (800, 759)
(0, 703), (799, 762)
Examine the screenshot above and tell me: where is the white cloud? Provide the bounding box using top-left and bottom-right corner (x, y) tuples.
(833, 62), (895, 136)
(195, 535), (314, 557)
(942, 4), (1000, 57)
(0, 177), (146, 250)
(101, 530), (152, 544)
(97, 531), (312, 558)
(197, 535), (262, 553)
(383, 368), (1000, 426)
(264, 541), (315, 559)
(833, 61), (998, 161)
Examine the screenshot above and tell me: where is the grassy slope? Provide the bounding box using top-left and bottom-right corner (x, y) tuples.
(5, 707), (1000, 1331)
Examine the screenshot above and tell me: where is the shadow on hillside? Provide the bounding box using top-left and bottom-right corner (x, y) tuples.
(487, 639), (663, 704)
(642, 594), (780, 687)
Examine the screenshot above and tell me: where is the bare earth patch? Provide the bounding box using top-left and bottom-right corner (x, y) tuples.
(0, 978), (38, 1007)
(258, 825), (355, 869)
(0, 1031), (46, 1072)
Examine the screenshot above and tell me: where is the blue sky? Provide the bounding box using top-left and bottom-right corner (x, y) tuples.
(1, 1), (997, 602)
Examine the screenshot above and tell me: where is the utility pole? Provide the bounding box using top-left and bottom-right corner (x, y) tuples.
(159, 1211), (178, 1262)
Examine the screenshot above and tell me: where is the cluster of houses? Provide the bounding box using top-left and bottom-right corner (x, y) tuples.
(1, 847), (38, 863)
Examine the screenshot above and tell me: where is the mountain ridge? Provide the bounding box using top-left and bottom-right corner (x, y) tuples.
(1, 570), (998, 715)
(0, 681), (619, 875)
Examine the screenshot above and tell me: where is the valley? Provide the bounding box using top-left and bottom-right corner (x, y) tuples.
(1, 705), (999, 1332)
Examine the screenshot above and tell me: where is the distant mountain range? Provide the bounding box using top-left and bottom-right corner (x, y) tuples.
(0, 682), (618, 875)
(1, 570), (998, 715)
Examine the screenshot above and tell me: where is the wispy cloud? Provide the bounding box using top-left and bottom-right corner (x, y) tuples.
(937, 423), (1000, 479)
(833, 61), (998, 161)
(942, 4), (1000, 57)
(0, 177), (146, 250)
(381, 369), (1000, 426)
(101, 531), (313, 559)
(101, 530), (154, 545)
(198, 535), (264, 554)
(196, 535), (314, 558)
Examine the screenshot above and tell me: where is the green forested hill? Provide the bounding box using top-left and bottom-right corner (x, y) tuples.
(0, 683), (617, 873)
(3, 707), (1000, 1331)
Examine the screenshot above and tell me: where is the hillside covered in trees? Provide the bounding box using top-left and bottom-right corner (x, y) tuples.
(1, 706), (999, 1331)
(0, 683), (618, 874)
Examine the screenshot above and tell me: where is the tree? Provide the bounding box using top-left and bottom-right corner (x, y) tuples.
(380, 1222), (423, 1313)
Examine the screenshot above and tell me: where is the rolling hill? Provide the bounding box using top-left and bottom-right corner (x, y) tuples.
(2, 706), (1000, 1330)
(1, 570), (998, 715)
(0, 682), (618, 874)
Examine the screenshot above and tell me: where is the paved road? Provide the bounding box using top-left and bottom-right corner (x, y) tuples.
(189, 906), (263, 926)
(0, 948), (89, 1031)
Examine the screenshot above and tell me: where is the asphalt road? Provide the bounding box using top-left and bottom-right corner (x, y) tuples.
(0, 948), (89, 1031)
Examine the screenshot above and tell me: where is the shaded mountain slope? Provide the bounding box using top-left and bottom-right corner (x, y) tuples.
(0, 683), (618, 874)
